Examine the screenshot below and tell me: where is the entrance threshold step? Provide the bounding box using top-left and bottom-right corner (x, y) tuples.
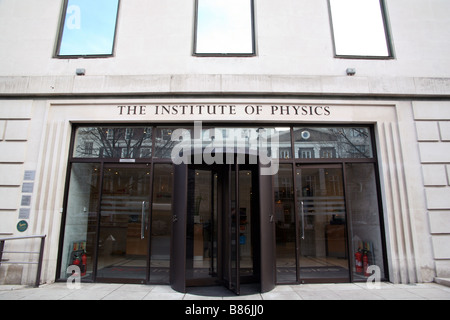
(435, 277), (450, 287)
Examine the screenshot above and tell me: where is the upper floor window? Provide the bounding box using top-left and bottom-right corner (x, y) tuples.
(329, 0), (392, 58)
(56, 0), (120, 57)
(194, 0), (255, 56)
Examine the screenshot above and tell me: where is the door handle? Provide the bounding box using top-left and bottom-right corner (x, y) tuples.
(141, 201), (147, 240)
(300, 201), (305, 240)
(173, 215), (178, 223)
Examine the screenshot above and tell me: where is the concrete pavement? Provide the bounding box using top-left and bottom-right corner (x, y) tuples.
(1, 281), (450, 300)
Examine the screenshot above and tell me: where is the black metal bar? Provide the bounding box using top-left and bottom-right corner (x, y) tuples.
(0, 235), (45, 241)
(1, 262), (38, 265)
(0, 240), (4, 266)
(35, 236), (46, 287)
(2, 251), (40, 254)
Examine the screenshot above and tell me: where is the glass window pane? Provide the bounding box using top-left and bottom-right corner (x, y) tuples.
(73, 127), (152, 159)
(150, 164), (174, 284)
(195, 0), (255, 55)
(59, 163), (100, 280)
(329, 0), (390, 57)
(274, 164), (296, 283)
(154, 127), (192, 159)
(345, 163), (386, 280)
(200, 127), (291, 160)
(274, 128), (292, 159)
(58, 0), (119, 56)
(293, 127), (373, 159)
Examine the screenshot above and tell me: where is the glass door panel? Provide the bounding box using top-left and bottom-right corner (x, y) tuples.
(186, 168), (218, 285)
(228, 165), (240, 294)
(239, 169), (255, 280)
(296, 165), (350, 282)
(274, 164), (296, 283)
(97, 166), (151, 282)
(150, 164), (173, 284)
(184, 163), (257, 293)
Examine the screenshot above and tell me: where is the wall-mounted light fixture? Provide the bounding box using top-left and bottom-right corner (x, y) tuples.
(76, 68), (86, 76)
(346, 68), (356, 76)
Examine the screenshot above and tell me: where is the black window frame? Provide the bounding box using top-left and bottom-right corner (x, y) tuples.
(55, 0), (121, 59)
(328, 0), (394, 59)
(193, 0), (257, 57)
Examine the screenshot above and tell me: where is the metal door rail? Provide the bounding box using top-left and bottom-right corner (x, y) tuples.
(0, 235), (46, 287)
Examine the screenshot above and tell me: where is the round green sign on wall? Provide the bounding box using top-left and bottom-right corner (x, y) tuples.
(17, 220), (28, 232)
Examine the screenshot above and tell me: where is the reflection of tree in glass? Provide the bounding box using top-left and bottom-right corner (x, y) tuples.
(328, 128), (371, 158)
(75, 127), (152, 159)
(154, 129), (177, 158)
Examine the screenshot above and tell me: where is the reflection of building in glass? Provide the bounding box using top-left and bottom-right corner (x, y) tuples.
(75, 126), (373, 161)
(293, 128), (372, 159)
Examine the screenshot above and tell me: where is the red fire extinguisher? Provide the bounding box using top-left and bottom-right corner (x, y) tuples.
(71, 254), (81, 277)
(363, 251), (370, 277)
(355, 250), (363, 273)
(72, 254), (81, 266)
(81, 253), (87, 277)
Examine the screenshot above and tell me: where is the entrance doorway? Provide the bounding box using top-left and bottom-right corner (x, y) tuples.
(185, 164), (260, 295)
(59, 124), (387, 291)
(63, 163), (174, 284)
(275, 164), (350, 283)
(96, 165), (151, 282)
(296, 164), (349, 282)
